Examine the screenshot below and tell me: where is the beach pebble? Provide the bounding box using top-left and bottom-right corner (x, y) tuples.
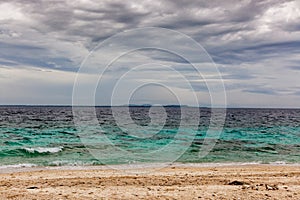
(228, 180), (248, 185)
(241, 185), (251, 189)
(251, 185), (259, 190)
(265, 184), (278, 190)
(27, 186), (39, 189)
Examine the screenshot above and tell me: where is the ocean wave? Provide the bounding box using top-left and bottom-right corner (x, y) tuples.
(49, 160), (102, 166)
(23, 147), (63, 154)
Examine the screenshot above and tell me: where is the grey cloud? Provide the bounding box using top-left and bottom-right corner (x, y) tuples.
(3, 0), (298, 61)
(0, 0), (299, 106)
(282, 18), (300, 32)
(223, 83), (295, 95)
(242, 87), (299, 96)
(218, 65), (257, 80)
(243, 88), (277, 95)
(189, 82), (209, 92)
(294, 91), (300, 96)
(212, 40), (300, 65)
(0, 60), (18, 66)
(222, 73), (256, 80)
(163, 0), (282, 23)
(138, 49), (190, 64)
(0, 41), (77, 71)
(13, 0), (148, 41)
(288, 66), (300, 70)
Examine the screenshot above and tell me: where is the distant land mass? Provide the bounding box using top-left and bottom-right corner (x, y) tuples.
(126, 104), (189, 107)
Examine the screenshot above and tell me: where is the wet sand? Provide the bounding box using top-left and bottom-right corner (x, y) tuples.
(0, 164), (299, 199)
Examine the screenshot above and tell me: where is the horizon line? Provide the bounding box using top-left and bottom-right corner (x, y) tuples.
(0, 104), (300, 109)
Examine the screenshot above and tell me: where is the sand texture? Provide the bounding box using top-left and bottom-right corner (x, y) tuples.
(0, 165), (299, 199)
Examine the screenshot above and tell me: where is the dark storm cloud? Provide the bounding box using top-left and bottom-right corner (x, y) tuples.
(14, 0), (149, 39)
(2, 0), (299, 62)
(0, 0), (282, 40)
(77, 2), (149, 24)
(155, 0), (269, 29)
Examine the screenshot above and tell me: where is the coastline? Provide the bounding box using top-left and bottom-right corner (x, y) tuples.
(0, 164), (299, 199)
(1, 161), (300, 174)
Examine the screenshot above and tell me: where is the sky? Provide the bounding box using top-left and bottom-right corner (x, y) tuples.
(0, 0), (300, 107)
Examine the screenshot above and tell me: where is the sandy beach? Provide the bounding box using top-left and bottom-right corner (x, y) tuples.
(0, 164), (299, 199)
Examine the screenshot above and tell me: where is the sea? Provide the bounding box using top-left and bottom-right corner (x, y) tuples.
(0, 106), (299, 169)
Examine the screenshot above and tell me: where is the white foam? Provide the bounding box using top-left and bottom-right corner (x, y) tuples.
(49, 160), (87, 166)
(24, 146), (63, 153)
(269, 161), (287, 165)
(172, 161), (263, 168)
(0, 163), (37, 169)
(0, 163), (41, 174)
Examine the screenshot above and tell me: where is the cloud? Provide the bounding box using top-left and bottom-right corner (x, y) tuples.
(0, 41), (78, 71)
(288, 66), (300, 71)
(243, 88), (277, 95)
(0, 0), (299, 106)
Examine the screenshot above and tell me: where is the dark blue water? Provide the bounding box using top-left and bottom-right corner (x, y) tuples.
(0, 106), (299, 167)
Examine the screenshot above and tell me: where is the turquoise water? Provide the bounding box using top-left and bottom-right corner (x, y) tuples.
(0, 106), (299, 167)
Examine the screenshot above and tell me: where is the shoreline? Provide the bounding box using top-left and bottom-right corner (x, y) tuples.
(1, 161), (300, 174)
(0, 164), (299, 199)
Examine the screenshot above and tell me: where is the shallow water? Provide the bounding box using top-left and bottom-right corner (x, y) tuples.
(0, 106), (299, 167)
